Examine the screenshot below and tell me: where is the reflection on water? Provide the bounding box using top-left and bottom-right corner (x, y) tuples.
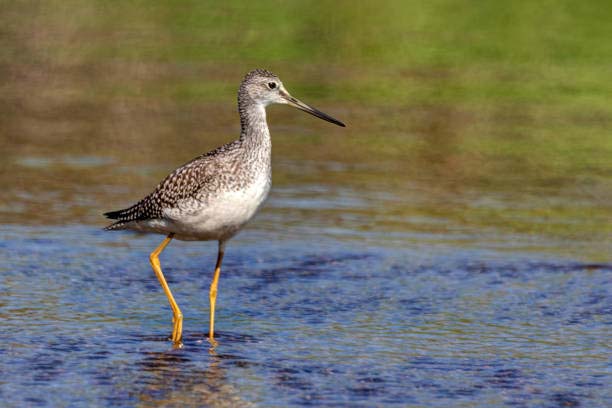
(2, 0), (611, 406)
(133, 334), (256, 408)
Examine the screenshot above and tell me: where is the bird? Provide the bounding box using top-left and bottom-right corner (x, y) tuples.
(104, 69), (345, 345)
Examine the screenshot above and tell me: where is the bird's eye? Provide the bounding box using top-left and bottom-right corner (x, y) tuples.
(268, 82), (277, 89)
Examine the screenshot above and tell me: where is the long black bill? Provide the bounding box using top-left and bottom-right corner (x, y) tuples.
(281, 91), (346, 127)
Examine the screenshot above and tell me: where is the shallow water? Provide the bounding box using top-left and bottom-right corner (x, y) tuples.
(2, 1), (612, 406)
(2, 196), (611, 407)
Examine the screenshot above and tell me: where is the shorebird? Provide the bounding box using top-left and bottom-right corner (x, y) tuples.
(104, 69), (345, 344)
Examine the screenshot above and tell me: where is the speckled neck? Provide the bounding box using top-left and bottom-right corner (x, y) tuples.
(237, 90), (271, 154)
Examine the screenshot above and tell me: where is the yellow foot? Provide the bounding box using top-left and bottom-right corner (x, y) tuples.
(171, 312), (183, 344)
(208, 336), (218, 350)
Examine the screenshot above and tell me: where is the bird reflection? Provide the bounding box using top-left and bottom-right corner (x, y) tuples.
(134, 335), (255, 407)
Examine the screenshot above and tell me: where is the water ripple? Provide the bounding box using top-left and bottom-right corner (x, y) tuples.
(1, 226), (610, 406)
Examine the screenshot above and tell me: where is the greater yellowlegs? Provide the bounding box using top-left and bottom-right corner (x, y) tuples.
(104, 69), (345, 344)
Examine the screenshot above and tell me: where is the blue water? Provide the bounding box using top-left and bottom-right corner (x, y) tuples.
(1, 224), (610, 407)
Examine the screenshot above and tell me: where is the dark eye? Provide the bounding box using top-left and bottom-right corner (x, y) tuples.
(268, 82), (277, 89)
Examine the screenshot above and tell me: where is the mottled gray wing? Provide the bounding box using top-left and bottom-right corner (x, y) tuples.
(104, 140), (240, 225)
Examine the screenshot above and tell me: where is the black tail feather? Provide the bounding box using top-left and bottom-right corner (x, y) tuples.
(104, 202), (142, 221)
(104, 209), (124, 219)
(103, 204), (142, 231)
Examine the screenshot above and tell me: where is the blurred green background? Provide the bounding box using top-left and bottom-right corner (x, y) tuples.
(1, 0), (611, 258)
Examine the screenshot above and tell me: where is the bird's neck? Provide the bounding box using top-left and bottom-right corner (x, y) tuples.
(238, 102), (271, 152)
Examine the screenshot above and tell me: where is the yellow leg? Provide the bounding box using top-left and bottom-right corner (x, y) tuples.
(149, 233), (183, 344)
(209, 241), (226, 340)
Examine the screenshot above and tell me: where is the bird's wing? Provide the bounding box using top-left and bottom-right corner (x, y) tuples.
(104, 139), (242, 224)
(105, 156), (222, 224)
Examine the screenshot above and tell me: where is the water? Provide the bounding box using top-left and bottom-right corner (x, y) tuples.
(1, 198), (610, 407)
(2, 1), (612, 406)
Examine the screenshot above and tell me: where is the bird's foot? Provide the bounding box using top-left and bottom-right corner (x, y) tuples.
(170, 312), (183, 345)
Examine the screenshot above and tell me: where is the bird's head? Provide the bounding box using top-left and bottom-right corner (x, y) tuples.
(239, 69), (345, 127)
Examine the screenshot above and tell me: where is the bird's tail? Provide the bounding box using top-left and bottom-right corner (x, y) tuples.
(103, 205), (140, 231)
(103, 220), (130, 231)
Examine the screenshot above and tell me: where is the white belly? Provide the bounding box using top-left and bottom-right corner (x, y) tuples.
(156, 176), (270, 241)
